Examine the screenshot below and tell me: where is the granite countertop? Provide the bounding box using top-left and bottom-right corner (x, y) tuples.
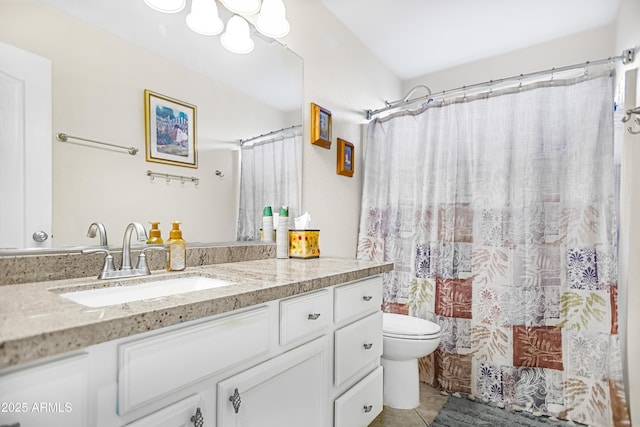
(0, 257), (393, 369)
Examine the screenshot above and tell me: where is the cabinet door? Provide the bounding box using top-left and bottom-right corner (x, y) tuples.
(0, 354), (88, 427)
(217, 336), (328, 427)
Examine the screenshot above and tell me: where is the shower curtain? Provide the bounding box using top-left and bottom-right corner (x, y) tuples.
(237, 127), (302, 241)
(357, 72), (629, 425)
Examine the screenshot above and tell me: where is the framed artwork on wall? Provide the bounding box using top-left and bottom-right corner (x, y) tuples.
(337, 138), (354, 177)
(144, 89), (197, 168)
(310, 102), (332, 148)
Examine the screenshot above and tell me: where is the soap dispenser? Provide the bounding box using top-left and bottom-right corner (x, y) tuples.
(166, 221), (186, 271)
(146, 221), (164, 244)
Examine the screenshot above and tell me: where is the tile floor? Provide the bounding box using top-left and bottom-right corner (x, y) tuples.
(371, 383), (448, 426)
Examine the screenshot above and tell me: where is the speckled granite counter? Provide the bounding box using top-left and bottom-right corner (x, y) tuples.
(0, 257), (393, 369)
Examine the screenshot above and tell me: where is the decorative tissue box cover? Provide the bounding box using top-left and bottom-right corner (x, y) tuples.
(289, 230), (320, 258)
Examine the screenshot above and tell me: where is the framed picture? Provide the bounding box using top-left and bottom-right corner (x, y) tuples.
(144, 89), (197, 168)
(337, 138), (354, 177)
(310, 102), (332, 148)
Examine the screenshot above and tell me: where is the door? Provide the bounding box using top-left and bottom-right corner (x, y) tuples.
(0, 41), (52, 249)
(217, 336), (328, 427)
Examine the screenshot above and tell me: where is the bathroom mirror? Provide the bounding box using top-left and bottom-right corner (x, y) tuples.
(0, 0), (303, 252)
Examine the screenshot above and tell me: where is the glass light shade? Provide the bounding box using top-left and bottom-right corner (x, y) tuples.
(220, 0), (261, 15)
(186, 0), (224, 35)
(220, 15), (254, 54)
(256, 0), (289, 38)
(143, 0), (186, 13)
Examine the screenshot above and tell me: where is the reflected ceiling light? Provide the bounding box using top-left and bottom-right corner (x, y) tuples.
(220, 15), (254, 54)
(143, 0), (186, 13)
(219, 0), (261, 15)
(256, 0), (289, 38)
(186, 0), (224, 35)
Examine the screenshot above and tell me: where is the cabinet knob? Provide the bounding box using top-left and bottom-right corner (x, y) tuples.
(308, 313), (321, 320)
(363, 343), (373, 350)
(362, 295), (373, 301)
(32, 230), (48, 242)
(190, 407), (204, 427)
(363, 405), (373, 413)
(229, 388), (242, 414)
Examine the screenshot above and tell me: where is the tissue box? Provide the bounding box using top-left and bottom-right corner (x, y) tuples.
(289, 230), (320, 258)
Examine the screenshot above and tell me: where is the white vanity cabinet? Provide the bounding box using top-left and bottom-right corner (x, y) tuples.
(0, 353), (89, 427)
(0, 274), (385, 427)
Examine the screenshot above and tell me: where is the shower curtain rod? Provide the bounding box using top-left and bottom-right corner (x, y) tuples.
(239, 125), (302, 146)
(365, 47), (637, 120)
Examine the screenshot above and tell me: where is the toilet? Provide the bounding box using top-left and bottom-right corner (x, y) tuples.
(381, 313), (442, 409)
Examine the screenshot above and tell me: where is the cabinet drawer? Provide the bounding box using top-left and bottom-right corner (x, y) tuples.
(334, 366), (383, 427)
(334, 276), (382, 325)
(118, 306), (270, 414)
(0, 353), (89, 427)
(126, 394), (203, 427)
(334, 311), (382, 386)
(280, 289), (331, 346)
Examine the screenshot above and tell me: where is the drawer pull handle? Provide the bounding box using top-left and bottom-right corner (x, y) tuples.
(308, 313), (321, 320)
(191, 407), (204, 427)
(363, 343), (373, 350)
(229, 388), (242, 414)
(363, 405), (373, 413)
(362, 296), (373, 301)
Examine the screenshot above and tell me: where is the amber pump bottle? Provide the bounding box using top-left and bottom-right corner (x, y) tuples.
(166, 221), (186, 271)
(146, 221), (164, 244)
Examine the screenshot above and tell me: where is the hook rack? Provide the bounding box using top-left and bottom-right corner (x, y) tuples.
(56, 132), (138, 155)
(146, 170), (199, 185)
(623, 106), (640, 135)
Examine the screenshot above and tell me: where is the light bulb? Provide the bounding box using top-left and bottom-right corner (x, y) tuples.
(143, 0), (186, 13)
(256, 0), (289, 38)
(220, 15), (254, 54)
(186, 0), (224, 35)
(220, 0), (261, 15)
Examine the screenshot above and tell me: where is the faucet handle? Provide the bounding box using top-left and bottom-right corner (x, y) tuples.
(82, 248), (116, 279)
(135, 245), (165, 273)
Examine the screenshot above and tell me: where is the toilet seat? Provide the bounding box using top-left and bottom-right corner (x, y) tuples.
(383, 313), (441, 339)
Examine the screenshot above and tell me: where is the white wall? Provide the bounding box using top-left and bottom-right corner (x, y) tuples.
(0, 1), (292, 246)
(616, 0), (640, 422)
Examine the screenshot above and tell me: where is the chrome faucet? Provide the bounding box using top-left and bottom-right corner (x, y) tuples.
(121, 222), (147, 271)
(83, 222), (164, 279)
(87, 222), (108, 246)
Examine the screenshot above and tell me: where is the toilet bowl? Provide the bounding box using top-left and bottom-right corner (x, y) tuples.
(381, 313), (442, 409)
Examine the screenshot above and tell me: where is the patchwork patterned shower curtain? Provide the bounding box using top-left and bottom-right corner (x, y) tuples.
(357, 72), (629, 425)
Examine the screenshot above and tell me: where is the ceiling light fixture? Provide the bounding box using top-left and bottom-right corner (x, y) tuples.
(256, 0), (289, 38)
(144, 0), (289, 54)
(220, 15), (254, 54)
(219, 0), (261, 15)
(186, 0), (224, 35)
(144, 0), (186, 13)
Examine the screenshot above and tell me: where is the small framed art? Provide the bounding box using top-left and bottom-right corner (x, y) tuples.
(310, 102), (332, 148)
(144, 89), (197, 168)
(337, 138), (354, 177)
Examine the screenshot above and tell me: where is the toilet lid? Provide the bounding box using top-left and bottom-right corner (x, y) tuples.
(383, 313), (441, 337)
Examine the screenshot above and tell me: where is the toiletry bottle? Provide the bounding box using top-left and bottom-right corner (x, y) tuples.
(276, 205), (289, 259)
(166, 221), (186, 271)
(146, 221), (164, 244)
(262, 206), (274, 241)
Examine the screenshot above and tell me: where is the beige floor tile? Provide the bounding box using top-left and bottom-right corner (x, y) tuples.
(371, 383), (445, 426)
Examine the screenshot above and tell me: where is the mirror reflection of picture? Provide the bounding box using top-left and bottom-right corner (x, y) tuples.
(337, 138), (354, 177)
(144, 89), (198, 168)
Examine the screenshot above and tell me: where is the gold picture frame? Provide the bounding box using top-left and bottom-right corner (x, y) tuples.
(144, 89), (197, 168)
(310, 102), (332, 148)
(336, 138), (354, 177)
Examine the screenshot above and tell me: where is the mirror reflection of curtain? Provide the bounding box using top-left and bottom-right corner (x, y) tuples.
(237, 126), (302, 241)
(358, 71), (629, 426)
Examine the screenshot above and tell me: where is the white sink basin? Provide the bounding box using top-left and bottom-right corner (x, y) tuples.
(59, 275), (232, 307)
